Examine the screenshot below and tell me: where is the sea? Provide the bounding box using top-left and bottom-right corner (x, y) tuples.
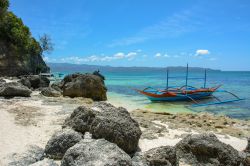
(51, 69), (250, 120)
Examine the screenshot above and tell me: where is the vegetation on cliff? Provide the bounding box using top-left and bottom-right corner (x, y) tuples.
(0, 0), (50, 76)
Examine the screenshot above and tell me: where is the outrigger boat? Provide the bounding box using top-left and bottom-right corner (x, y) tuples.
(135, 64), (245, 107)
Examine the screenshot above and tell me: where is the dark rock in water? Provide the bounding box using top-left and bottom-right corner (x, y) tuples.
(61, 73), (107, 101)
(29, 158), (59, 166)
(44, 129), (83, 160)
(63, 102), (142, 154)
(132, 152), (149, 166)
(143, 146), (176, 166)
(61, 139), (132, 166)
(0, 82), (32, 97)
(175, 133), (242, 166)
(19, 75), (50, 89)
(41, 87), (61, 97)
(5, 145), (44, 166)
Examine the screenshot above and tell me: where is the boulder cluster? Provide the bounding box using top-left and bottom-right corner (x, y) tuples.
(0, 72), (107, 101)
(6, 102), (250, 166)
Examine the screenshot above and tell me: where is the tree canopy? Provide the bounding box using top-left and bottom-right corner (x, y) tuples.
(0, 0), (52, 58)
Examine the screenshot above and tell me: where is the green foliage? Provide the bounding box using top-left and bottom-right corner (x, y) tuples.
(0, 6), (42, 57)
(0, 0), (9, 16)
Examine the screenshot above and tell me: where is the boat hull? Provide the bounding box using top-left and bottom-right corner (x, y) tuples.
(146, 92), (213, 101)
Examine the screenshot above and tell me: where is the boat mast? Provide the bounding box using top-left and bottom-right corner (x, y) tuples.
(166, 67), (169, 90)
(204, 69), (207, 88)
(185, 63), (189, 90)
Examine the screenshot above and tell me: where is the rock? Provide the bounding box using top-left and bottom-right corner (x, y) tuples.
(93, 70), (105, 80)
(64, 102), (142, 154)
(51, 82), (63, 92)
(244, 137), (250, 153)
(5, 145), (44, 166)
(175, 133), (242, 166)
(41, 87), (61, 97)
(0, 78), (6, 86)
(143, 146), (176, 166)
(29, 158), (59, 166)
(19, 75), (50, 89)
(18, 77), (31, 88)
(0, 82), (32, 97)
(61, 73), (107, 101)
(132, 152), (149, 166)
(61, 139), (132, 166)
(44, 129), (83, 159)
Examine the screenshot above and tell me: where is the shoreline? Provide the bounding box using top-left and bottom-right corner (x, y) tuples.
(0, 91), (249, 163)
(0, 75), (249, 165)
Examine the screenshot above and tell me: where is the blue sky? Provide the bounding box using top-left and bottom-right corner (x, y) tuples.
(9, 0), (250, 70)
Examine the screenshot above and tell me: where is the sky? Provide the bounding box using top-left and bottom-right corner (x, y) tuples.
(9, 0), (250, 71)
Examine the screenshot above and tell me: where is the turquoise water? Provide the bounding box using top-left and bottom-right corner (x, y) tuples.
(52, 70), (250, 119)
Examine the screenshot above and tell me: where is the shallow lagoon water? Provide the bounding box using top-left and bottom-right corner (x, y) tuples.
(53, 70), (250, 119)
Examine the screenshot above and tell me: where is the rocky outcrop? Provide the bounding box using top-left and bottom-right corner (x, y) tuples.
(51, 82), (63, 92)
(131, 152), (149, 166)
(19, 75), (50, 89)
(41, 87), (61, 97)
(0, 82), (32, 97)
(4, 145), (44, 166)
(0, 78), (6, 86)
(63, 102), (142, 154)
(143, 146), (176, 166)
(175, 133), (242, 166)
(29, 158), (58, 166)
(61, 139), (132, 166)
(245, 137), (250, 153)
(61, 73), (107, 101)
(44, 129), (83, 159)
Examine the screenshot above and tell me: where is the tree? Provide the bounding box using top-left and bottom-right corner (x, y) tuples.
(0, 0), (9, 17)
(39, 33), (54, 55)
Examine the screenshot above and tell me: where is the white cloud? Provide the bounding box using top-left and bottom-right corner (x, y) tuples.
(58, 51), (138, 64)
(195, 49), (210, 56)
(163, 54), (170, 58)
(155, 53), (161, 57)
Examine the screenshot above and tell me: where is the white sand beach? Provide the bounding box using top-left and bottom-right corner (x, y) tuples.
(0, 92), (248, 164)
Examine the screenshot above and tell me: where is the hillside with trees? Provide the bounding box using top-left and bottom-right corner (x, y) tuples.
(0, 0), (49, 76)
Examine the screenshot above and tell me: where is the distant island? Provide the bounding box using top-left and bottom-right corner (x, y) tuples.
(48, 63), (221, 73)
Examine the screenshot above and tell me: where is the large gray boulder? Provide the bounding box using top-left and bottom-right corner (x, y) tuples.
(44, 129), (83, 159)
(143, 146), (176, 166)
(64, 102), (142, 154)
(61, 73), (107, 101)
(61, 139), (132, 166)
(41, 87), (61, 97)
(0, 82), (32, 97)
(29, 158), (58, 166)
(19, 75), (50, 89)
(5, 145), (44, 166)
(132, 152), (149, 166)
(245, 137), (250, 153)
(175, 133), (242, 166)
(0, 78), (6, 86)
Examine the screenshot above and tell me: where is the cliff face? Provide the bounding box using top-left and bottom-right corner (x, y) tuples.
(0, 41), (49, 76)
(0, 0), (49, 76)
